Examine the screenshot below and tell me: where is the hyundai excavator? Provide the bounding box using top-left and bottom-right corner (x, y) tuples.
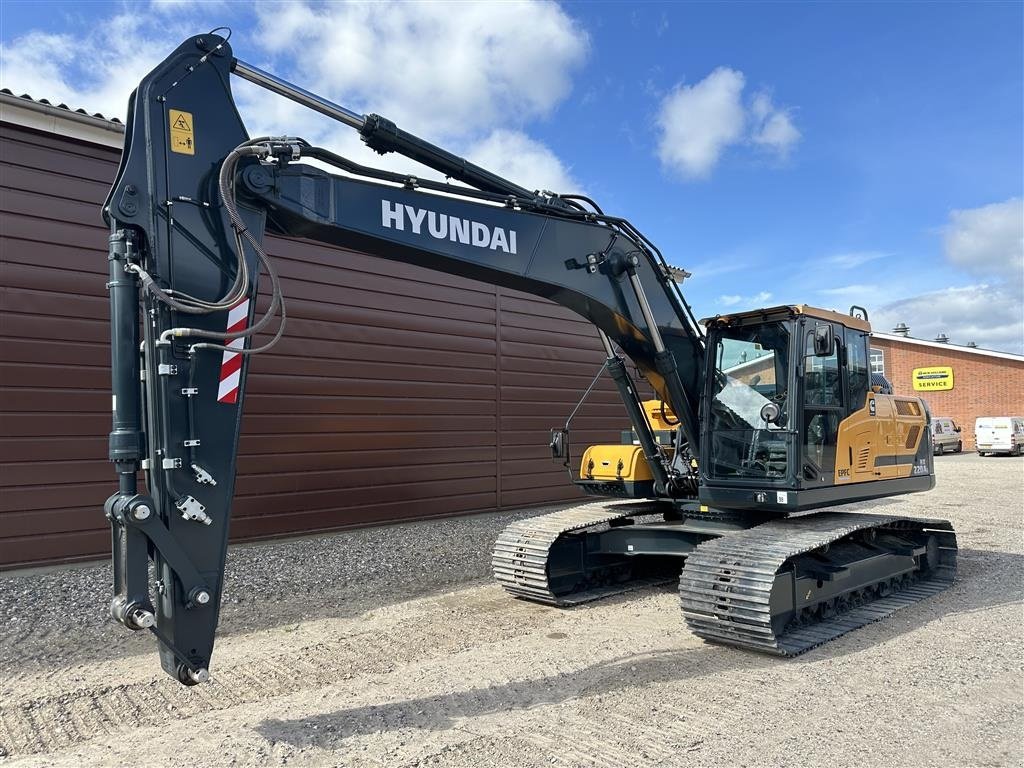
(101, 33), (957, 686)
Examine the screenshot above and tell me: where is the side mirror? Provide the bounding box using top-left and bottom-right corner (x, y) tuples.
(549, 428), (569, 460)
(955, 426), (962, 432)
(813, 324), (835, 357)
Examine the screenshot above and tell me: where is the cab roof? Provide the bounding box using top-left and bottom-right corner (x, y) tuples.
(701, 304), (872, 333)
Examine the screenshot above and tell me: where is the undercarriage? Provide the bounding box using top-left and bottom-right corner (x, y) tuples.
(493, 501), (958, 655)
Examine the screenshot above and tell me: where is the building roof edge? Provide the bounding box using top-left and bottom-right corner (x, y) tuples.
(0, 89), (125, 149)
(872, 332), (1024, 363)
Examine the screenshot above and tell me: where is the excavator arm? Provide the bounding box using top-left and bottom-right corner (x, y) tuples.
(101, 33), (705, 684)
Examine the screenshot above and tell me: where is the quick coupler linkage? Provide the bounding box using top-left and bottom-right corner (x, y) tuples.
(104, 491), (215, 685)
(105, 492), (159, 632)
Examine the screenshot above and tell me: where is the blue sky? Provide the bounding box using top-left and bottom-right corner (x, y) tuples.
(2, 1), (1022, 352)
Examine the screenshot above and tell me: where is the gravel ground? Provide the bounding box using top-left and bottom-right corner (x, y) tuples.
(0, 505), (556, 675)
(1, 453), (1022, 767)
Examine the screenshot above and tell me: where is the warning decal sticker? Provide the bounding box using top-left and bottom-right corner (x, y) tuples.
(169, 109), (195, 155)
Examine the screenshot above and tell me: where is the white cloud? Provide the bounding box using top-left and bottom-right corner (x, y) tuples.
(943, 197), (1024, 282)
(0, 16), (190, 119)
(0, 2), (588, 196)
(818, 284), (879, 297)
(150, 0), (221, 13)
(872, 284), (1023, 354)
(252, 1), (588, 140)
(832, 200), (1024, 355)
(656, 69), (800, 180)
(237, 1), (589, 193)
(0, 31), (76, 100)
(719, 291), (772, 307)
(465, 130), (580, 193)
(825, 251), (890, 269)
(749, 91), (800, 156)
(656, 67), (746, 179)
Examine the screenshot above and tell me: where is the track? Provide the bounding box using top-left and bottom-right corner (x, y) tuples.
(679, 513), (958, 655)
(494, 504), (958, 655)
(491, 500), (673, 605)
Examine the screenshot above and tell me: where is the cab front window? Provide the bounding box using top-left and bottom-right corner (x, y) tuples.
(706, 322), (792, 481)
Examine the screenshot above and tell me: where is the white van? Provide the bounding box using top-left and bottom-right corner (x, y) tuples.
(975, 417), (1024, 456)
(931, 417), (963, 455)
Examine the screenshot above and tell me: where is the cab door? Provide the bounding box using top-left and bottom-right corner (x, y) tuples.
(799, 321), (845, 487)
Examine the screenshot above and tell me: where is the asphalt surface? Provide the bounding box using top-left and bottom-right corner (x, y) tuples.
(0, 452), (1021, 767)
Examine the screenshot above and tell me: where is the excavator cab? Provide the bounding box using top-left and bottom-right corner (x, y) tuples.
(698, 305), (934, 513)
(571, 305), (933, 514)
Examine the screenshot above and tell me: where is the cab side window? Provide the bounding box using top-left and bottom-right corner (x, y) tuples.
(804, 332), (842, 407)
(845, 328), (869, 412)
(801, 324), (845, 485)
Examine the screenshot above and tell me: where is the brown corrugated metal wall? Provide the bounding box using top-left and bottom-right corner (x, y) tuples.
(0, 122), (626, 568)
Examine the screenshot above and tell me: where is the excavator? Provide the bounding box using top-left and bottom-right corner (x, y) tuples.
(101, 33), (957, 685)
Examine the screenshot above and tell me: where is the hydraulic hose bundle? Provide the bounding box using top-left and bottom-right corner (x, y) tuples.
(125, 138), (292, 357)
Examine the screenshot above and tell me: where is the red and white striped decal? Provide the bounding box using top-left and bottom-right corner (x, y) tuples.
(217, 299), (249, 404)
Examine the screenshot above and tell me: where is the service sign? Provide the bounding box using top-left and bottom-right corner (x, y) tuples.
(912, 366), (954, 391)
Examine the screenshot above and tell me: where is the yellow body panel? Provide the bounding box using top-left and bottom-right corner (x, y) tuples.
(835, 394), (927, 483)
(579, 400), (678, 481)
(580, 444), (655, 482)
(641, 399), (678, 432)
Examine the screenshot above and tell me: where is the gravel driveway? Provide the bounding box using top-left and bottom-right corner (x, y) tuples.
(1, 452), (1021, 767)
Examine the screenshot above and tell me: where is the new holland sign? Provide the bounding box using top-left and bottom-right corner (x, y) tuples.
(912, 366), (954, 391)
